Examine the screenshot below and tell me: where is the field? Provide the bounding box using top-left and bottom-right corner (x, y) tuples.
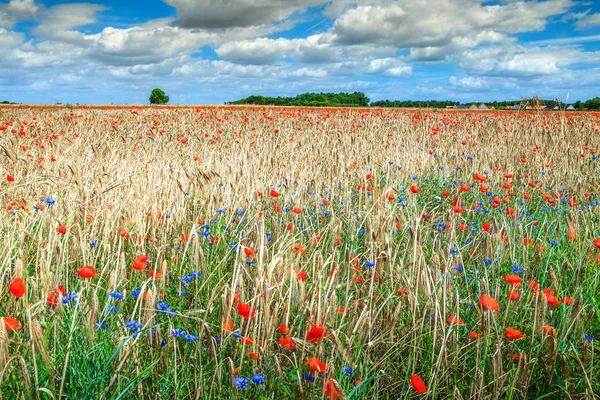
(1, 105), (599, 399)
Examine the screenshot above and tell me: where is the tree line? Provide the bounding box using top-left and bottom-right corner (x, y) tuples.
(227, 92), (600, 110)
(227, 92), (370, 107)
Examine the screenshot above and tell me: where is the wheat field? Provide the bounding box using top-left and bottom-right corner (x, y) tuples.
(0, 105), (599, 399)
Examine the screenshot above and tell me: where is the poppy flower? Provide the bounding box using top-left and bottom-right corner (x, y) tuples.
(237, 303), (255, 320)
(239, 337), (253, 345)
(132, 255), (148, 270)
(305, 357), (326, 373)
(9, 277), (26, 298)
(77, 266), (96, 279)
(479, 295), (500, 312)
(505, 327), (526, 340)
(278, 336), (294, 350)
(594, 238), (600, 249)
(507, 290), (519, 301)
(3, 317), (20, 331)
(269, 189), (279, 198)
(293, 207), (301, 214)
(561, 297), (574, 305)
(503, 275), (522, 286)
(482, 222), (491, 232)
(410, 185), (420, 193)
(296, 270), (307, 282)
(243, 247), (256, 257)
(447, 316), (464, 326)
(306, 324), (327, 343)
(57, 224), (67, 235)
(325, 380), (339, 399)
(148, 270), (162, 280)
(6, 174), (14, 182)
(279, 324), (290, 334)
(469, 331), (480, 339)
(223, 321), (235, 331)
(411, 374), (427, 394)
(543, 325), (556, 336)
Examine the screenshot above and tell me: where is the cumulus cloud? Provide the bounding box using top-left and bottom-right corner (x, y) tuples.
(457, 44), (600, 77)
(574, 13), (600, 29)
(164, 0), (328, 28)
(329, 0), (573, 50)
(34, 3), (107, 43)
(0, 0), (39, 28)
(366, 57), (412, 76)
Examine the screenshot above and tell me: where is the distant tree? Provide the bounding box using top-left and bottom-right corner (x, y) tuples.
(149, 88), (169, 105)
(573, 100), (583, 110)
(584, 97), (600, 110)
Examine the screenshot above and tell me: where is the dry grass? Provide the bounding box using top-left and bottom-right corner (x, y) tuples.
(0, 105), (599, 399)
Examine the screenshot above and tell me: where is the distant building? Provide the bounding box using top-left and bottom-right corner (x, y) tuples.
(567, 105), (575, 111)
(478, 103), (489, 110)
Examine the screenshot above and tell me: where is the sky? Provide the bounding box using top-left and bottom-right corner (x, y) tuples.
(1, 0), (599, 104)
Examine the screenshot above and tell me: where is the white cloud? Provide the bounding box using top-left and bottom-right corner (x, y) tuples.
(0, 0), (39, 28)
(574, 13), (600, 29)
(163, 0), (328, 28)
(366, 57), (412, 76)
(457, 44), (600, 77)
(329, 0), (573, 50)
(449, 76), (488, 89)
(216, 38), (295, 65)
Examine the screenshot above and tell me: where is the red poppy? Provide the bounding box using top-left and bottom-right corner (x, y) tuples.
(132, 255), (148, 270)
(293, 207), (301, 214)
(561, 297), (574, 305)
(77, 266), (96, 279)
(482, 222), (491, 232)
(57, 224), (67, 235)
(148, 270), (162, 280)
(305, 357), (326, 373)
(306, 324), (327, 343)
(3, 317), (21, 331)
(503, 275), (522, 286)
(269, 189), (279, 198)
(279, 323), (290, 334)
(9, 277), (26, 298)
(278, 335), (294, 350)
(543, 325), (556, 336)
(479, 295), (500, 312)
(6, 174), (14, 182)
(237, 303), (256, 320)
(243, 247), (256, 257)
(505, 327), (526, 339)
(410, 185), (420, 193)
(411, 374), (427, 394)
(447, 316), (464, 326)
(325, 380), (339, 399)
(507, 290), (519, 301)
(469, 331), (479, 339)
(296, 270), (307, 282)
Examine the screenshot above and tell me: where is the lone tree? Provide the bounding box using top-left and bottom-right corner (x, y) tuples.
(149, 88), (169, 104)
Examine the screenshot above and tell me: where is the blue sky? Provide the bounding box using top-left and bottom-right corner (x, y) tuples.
(1, 0), (599, 104)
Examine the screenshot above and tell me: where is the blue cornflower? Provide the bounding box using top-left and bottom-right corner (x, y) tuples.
(583, 334), (595, 342)
(132, 289), (141, 299)
(234, 377), (249, 389)
(512, 265), (524, 274)
(44, 198), (56, 205)
(341, 366), (354, 376)
(109, 292), (124, 300)
(483, 259), (492, 266)
(301, 373), (316, 382)
(252, 374), (266, 384)
(365, 261), (375, 268)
